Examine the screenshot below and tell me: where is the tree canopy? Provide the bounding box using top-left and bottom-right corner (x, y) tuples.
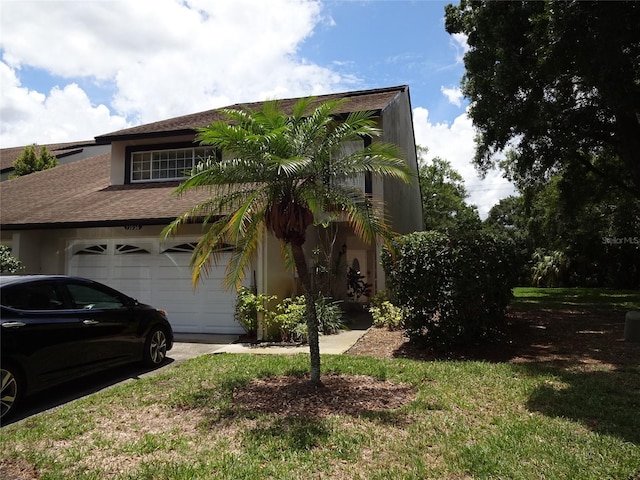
(11, 144), (58, 177)
(445, 0), (640, 198)
(417, 146), (480, 233)
(485, 159), (640, 288)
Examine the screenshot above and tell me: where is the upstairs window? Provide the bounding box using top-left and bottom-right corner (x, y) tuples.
(130, 147), (215, 182)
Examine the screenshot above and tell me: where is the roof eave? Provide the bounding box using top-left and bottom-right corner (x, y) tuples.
(1, 218), (180, 231)
(95, 129), (198, 144)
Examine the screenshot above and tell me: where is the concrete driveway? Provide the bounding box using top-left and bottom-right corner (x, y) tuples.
(169, 334), (239, 362)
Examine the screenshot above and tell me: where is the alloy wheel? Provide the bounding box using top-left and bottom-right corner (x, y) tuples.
(1, 367), (19, 419)
(148, 330), (167, 365)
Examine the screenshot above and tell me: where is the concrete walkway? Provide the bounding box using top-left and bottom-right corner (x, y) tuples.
(170, 316), (371, 361)
(218, 328), (368, 355)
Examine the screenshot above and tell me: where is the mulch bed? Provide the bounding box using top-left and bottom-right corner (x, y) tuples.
(346, 308), (640, 368)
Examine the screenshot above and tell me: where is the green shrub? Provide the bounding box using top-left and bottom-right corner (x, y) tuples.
(315, 295), (345, 334)
(267, 296), (307, 342)
(531, 249), (570, 287)
(381, 230), (516, 349)
(264, 294), (345, 343)
(0, 245), (23, 273)
(369, 291), (404, 330)
(234, 287), (276, 336)
(0, 245), (24, 273)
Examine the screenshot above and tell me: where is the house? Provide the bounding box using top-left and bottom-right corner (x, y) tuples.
(0, 85), (423, 335)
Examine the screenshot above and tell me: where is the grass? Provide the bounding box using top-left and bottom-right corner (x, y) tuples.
(512, 286), (640, 311)
(1, 288), (639, 479)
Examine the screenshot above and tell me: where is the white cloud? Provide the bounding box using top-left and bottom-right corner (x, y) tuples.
(0, 0), (354, 145)
(412, 106), (515, 218)
(450, 32), (469, 63)
(440, 86), (463, 107)
(0, 61), (129, 145)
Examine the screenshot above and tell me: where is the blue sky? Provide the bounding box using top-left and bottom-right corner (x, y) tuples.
(299, 0), (467, 123)
(0, 0), (513, 215)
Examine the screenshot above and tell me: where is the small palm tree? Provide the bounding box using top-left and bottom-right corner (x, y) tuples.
(163, 97), (413, 385)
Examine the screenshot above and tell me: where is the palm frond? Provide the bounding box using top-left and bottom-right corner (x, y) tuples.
(334, 143), (413, 182)
(291, 96), (317, 120)
(223, 216), (264, 290)
(187, 194), (266, 288)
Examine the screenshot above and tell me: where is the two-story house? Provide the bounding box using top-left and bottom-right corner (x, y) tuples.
(0, 85), (423, 335)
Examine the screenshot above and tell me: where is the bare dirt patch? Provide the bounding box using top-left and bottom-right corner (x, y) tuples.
(0, 458), (39, 480)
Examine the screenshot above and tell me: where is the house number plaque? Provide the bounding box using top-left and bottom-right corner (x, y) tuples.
(124, 225), (142, 231)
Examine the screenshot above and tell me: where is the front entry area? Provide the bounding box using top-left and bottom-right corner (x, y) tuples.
(67, 239), (243, 334)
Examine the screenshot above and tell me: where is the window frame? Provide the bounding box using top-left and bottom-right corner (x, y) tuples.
(125, 142), (219, 184)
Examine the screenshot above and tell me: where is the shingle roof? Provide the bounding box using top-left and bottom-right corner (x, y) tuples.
(0, 152), (214, 228)
(1, 85), (409, 229)
(96, 85), (407, 141)
(0, 140), (99, 172)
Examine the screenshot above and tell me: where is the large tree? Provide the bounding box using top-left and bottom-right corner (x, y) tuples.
(445, 0), (640, 198)
(11, 144), (58, 178)
(417, 146), (481, 233)
(163, 98), (412, 385)
(485, 156), (640, 288)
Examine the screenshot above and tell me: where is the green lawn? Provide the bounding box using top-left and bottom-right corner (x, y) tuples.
(511, 286), (640, 311)
(1, 288), (639, 479)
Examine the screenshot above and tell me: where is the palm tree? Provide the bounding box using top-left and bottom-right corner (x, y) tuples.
(163, 97), (413, 385)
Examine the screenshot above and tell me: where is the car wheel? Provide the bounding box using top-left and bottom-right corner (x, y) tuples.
(143, 328), (168, 367)
(1, 364), (21, 420)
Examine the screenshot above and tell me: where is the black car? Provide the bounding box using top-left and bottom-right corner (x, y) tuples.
(0, 275), (173, 420)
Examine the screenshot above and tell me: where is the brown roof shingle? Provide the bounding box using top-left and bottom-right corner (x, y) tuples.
(96, 85), (407, 141)
(0, 152), (213, 228)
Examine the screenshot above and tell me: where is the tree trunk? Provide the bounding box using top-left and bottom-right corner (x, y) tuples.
(290, 242), (323, 386)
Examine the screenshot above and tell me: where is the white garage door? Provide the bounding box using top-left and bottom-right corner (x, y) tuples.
(68, 240), (243, 334)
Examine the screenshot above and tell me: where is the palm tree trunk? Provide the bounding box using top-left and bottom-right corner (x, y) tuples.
(290, 242), (323, 386)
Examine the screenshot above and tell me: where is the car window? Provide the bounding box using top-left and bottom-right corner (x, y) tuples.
(1, 282), (65, 310)
(66, 283), (127, 310)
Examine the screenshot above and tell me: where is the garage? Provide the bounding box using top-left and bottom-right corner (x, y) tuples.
(67, 239), (243, 334)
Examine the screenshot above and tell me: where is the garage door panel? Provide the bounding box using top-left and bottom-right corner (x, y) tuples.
(72, 268), (110, 283)
(68, 241), (242, 334)
(112, 266), (152, 279)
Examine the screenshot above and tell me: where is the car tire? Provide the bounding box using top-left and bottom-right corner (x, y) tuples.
(143, 328), (168, 367)
(1, 363), (22, 420)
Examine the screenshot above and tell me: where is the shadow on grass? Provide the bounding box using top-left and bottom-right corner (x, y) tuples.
(523, 363), (640, 445)
(385, 303), (640, 445)
(391, 308), (638, 367)
(243, 416), (331, 451)
(2, 359), (174, 427)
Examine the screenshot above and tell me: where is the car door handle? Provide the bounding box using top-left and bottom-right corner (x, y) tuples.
(1, 321), (26, 328)
(83, 319), (100, 325)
